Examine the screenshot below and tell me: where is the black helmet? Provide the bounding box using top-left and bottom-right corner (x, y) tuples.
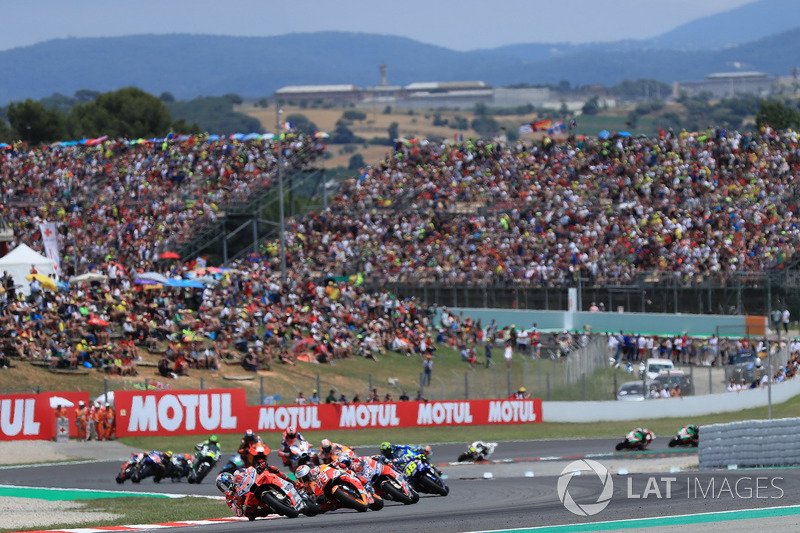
(321, 438), (332, 452)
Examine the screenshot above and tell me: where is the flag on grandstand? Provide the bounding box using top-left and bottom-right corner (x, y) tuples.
(281, 122), (294, 131)
(518, 124), (534, 134)
(39, 222), (61, 275)
(547, 121), (566, 135)
(532, 119), (553, 131)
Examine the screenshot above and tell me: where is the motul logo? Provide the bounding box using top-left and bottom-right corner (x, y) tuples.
(339, 404), (400, 428)
(488, 401), (538, 423)
(258, 406), (321, 430)
(0, 398), (40, 437)
(127, 393), (238, 433)
(416, 402), (473, 425)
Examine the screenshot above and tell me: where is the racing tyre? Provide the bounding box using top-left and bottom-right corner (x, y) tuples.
(457, 452), (472, 462)
(409, 488), (420, 504)
(615, 442), (625, 451)
(260, 491), (300, 519)
(668, 438), (679, 448)
(381, 481), (414, 505)
(195, 462), (211, 484)
(369, 497), (384, 511)
(417, 474), (449, 496)
(301, 499), (320, 517)
(331, 485), (369, 512)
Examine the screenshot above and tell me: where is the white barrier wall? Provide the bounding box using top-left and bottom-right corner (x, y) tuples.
(541, 377), (800, 422)
(699, 417), (800, 469)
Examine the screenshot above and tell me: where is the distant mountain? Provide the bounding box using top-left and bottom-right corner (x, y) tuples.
(0, 4), (798, 106)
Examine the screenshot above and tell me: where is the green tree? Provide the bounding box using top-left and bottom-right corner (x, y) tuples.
(342, 110), (367, 122)
(330, 119), (360, 144)
(756, 100), (800, 130)
(348, 153), (365, 170)
(582, 96), (600, 115)
(6, 99), (67, 144)
(471, 116), (499, 138)
(388, 121), (399, 141)
(159, 92), (175, 103)
(0, 117), (14, 143)
(67, 87), (172, 139)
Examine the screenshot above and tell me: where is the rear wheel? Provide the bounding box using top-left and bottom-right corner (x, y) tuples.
(260, 490), (300, 519)
(381, 480), (414, 505)
(331, 485), (369, 512)
(195, 462), (211, 483)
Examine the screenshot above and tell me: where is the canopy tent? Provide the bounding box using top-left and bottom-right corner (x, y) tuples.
(0, 244), (57, 296)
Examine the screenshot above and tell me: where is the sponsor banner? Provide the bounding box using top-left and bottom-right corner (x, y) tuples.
(116, 389), (541, 437)
(39, 221), (61, 274)
(0, 392), (90, 441)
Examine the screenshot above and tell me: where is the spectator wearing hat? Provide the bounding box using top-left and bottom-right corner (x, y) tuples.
(309, 389), (320, 404)
(511, 387), (530, 399)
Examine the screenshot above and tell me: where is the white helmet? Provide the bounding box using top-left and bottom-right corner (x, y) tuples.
(295, 464), (311, 482)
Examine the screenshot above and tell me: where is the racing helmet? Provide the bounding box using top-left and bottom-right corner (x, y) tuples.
(423, 445), (433, 457)
(379, 442), (392, 457)
(165, 450), (173, 459)
(244, 429), (255, 440)
(216, 472), (234, 493)
(295, 464), (311, 482)
(320, 438), (332, 452)
(284, 426), (297, 439)
(209, 434), (219, 444)
(336, 456), (352, 470)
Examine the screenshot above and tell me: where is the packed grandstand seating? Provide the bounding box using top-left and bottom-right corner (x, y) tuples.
(1, 125), (800, 385)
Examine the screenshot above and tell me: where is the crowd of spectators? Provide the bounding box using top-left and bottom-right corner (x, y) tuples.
(2, 124), (800, 387)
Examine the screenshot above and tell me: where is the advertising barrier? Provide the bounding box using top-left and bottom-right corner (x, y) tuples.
(0, 391), (90, 441)
(115, 388), (542, 437)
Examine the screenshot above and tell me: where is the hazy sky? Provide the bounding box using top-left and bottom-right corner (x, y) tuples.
(2, 0), (756, 52)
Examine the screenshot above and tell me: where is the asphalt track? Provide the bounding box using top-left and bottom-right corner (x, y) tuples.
(2, 439), (800, 532)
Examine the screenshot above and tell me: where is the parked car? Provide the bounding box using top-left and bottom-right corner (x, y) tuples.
(638, 358), (675, 381)
(650, 370), (694, 396)
(725, 351), (764, 385)
(616, 381), (654, 401)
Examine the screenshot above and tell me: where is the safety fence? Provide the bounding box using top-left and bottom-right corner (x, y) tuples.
(699, 417), (800, 469)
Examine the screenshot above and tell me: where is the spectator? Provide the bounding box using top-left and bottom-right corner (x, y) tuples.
(295, 391), (306, 405)
(422, 354), (433, 386)
(309, 389), (320, 404)
(242, 350), (259, 372)
(399, 390), (410, 401)
(414, 390), (427, 401)
(325, 389), (337, 404)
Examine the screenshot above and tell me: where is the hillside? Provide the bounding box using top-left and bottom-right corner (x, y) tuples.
(0, 2), (799, 106)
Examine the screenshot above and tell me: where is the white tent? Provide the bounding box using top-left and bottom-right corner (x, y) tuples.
(0, 243), (57, 296)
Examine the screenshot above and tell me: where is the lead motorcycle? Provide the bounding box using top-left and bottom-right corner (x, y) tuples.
(132, 451), (169, 483)
(116, 452), (144, 484)
(615, 429), (655, 451)
(668, 425), (699, 448)
(188, 443), (221, 484)
(235, 466), (319, 519)
(457, 441), (497, 463)
(243, 439), (271, 471)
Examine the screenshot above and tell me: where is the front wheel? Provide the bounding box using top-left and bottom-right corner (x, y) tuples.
(417, 474), (449, 496)
(260, 490), (300, 519)
(331, 485), (369, 512)
(381, 480), (414, 505)
(615, 442), (625, 451)
(195, 462), (212, 484)
(302, 498), (320, 517)
(457, 452), (472, 462)
(668, 438), (679, 448)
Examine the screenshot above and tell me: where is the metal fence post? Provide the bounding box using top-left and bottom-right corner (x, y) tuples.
(708, 366), (712, 395)
(369, 374), (373, 393)
(546, 374), (550, 401)
(260, 376), (264, 405)
(465, 372), (469, 400)
(316, 374), (321, 395)
(507, 370), (512, 397)
(582, 373), (586, 401)
(613, 374), (618, 400)
(200, 378), (204, 390)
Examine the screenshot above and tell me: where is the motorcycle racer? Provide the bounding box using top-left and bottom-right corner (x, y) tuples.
(237, 429), (261, 463)
(216, 464), (304, 520)
(319, 439), (355, 464)
(379, 442), (432, 464)
(279, 426), (311, 467)
(196, 434), (221, 453)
